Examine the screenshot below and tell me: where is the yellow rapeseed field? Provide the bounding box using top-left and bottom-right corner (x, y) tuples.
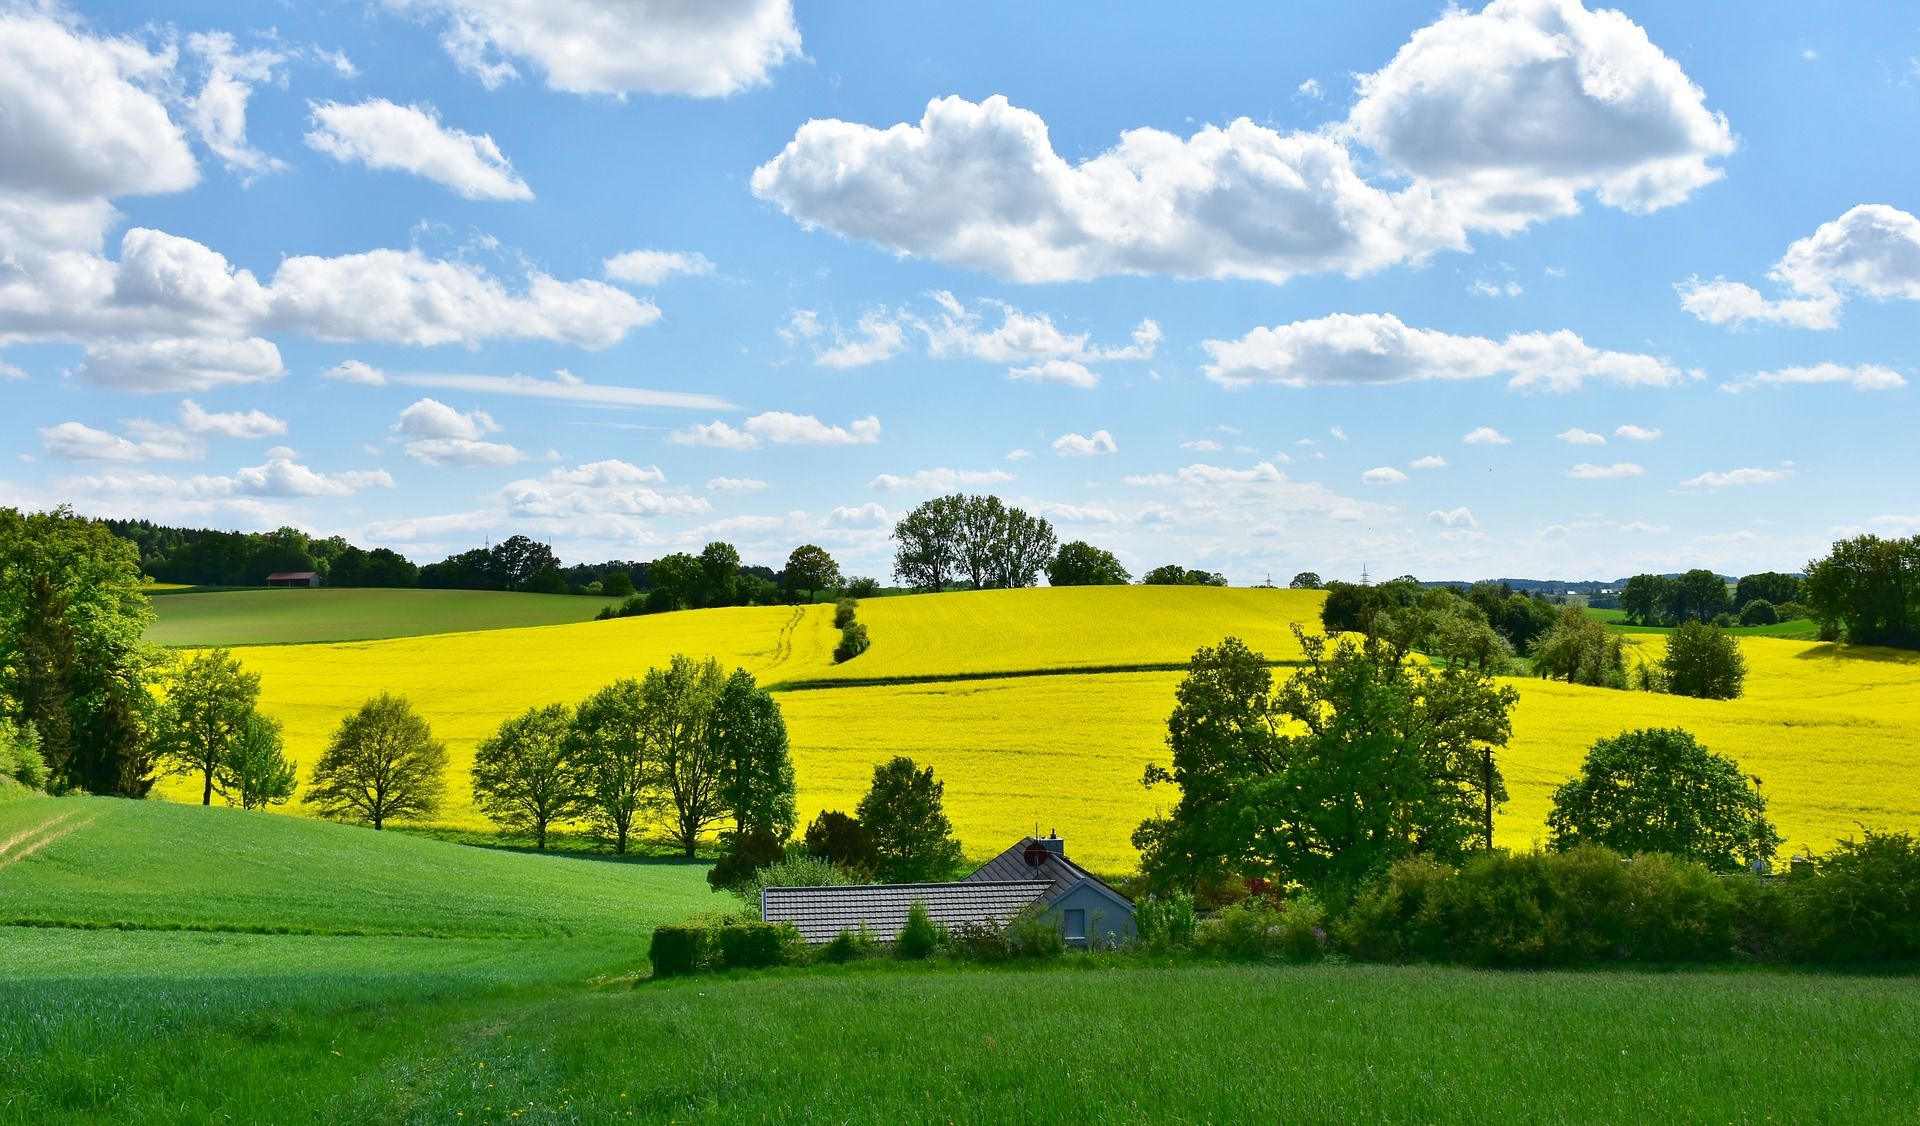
(157, 589), (1920, 874)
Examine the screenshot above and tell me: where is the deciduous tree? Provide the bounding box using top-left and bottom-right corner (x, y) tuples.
(1547, 727), (1780, 871)
(1531, 606), (1628, 688)
(783, 544), (841, 603)
(697, 541), (741, 608)
(310, 694), (446, 830)
(569, 678), (651, 853)
(1659, 621), (1747, 700)
(711, 669), (796, 844)
(1288, 571), (1323, 590)
(1046, 541), (1131, 587)
(645, 654), (728, 858)
(856, 757), (966, 883)
(648, 552), (702, 612)
(804, 810), (878, 877)
(472, 702), (580, 848)
(215, 713), (297, 811)
(892, 495), (965, 592)
(1620, 574), (1668, 626)
(1804, 534), (1920, 648)
(155, 647), (261, 806)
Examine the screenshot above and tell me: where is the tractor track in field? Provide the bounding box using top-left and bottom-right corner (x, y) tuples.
(769, 657), (1311, 692)
(0, 811), (95, 872)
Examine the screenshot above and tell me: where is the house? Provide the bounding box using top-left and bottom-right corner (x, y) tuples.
(761, 834), (1136, 948)
(265, 571), (320, 588)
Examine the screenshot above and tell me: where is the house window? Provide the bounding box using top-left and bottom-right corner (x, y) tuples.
(1064, 908), (1086, 941)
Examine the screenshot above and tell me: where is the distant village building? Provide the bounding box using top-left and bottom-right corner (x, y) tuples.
(762, 834), (1136, 948)
(265, 571), (320, 588)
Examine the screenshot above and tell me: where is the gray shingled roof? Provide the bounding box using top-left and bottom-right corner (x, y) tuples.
(762, 880), (1052, 944)
(965, 837), (1128, 904)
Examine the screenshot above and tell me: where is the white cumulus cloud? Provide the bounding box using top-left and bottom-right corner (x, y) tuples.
(1721, 362), (1907, 394)
(1683, 465), (1794, 488)
(1568, 462), (1644, 479)
(1557, 428), (1606, 445)
(1362, 466), (1409, 485)
(1051, 430), (1118, 457)
(603, 249), (715, 285)
(1614, 424), (1662, 441)
(1679, 204), (1920, 328)
(1464, 427), (1512, 446)
(306, 99), (532, 200)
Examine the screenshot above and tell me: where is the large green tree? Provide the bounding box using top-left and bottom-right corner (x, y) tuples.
(783, 544), (841, 604)
(647, 552), (703, 612)
(569, 678), (651, 853)
(1547, 728), (1780, 870)
(644, 655), (728, 857)
(856, 756), (966, 883)
(1619, 574), (1669, 626)
(1659, 622), (1747, 700)
(309, 694), (447, 830)
(472, 702), (580, 848)
(1046, 540), (1131, 587)
(1803, 534), (1920, 648)
(1135, 630), (1515, 896)
(892, 495), (964, 593)
(0, 506), (161, 795)
(155, 647), (262, 806)
(1734, 571), (1801, 611)
(697, 542), (741, 608)
(1663, 569), (1734, 624)
(710, 669), (796, 844)
(1531, 606), (1628, 688)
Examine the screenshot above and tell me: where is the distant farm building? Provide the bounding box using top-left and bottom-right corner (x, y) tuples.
(265, 572), (320, 588)
(762, 835), (1135, 948)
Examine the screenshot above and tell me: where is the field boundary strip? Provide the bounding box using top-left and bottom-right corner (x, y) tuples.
(769, 658), (1310, 692)
(0, 811), (92, 871)
(0, 917), (574, 940)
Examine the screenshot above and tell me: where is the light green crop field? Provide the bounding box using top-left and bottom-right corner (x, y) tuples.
(145, 587), (625, 646)
(1587, 606), (1822, 639)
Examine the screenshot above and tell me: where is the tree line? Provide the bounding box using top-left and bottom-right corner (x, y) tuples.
(1618, 568), (1802, 628)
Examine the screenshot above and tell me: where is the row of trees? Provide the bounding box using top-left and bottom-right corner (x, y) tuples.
(892, 495), (1059, 593)
(1804, 533), (1920, 649)
(1617, 569), (1799, 628)
(1136, 629), (1780, 903)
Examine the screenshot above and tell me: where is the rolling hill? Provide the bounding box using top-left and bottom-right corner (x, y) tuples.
(145, 587), (626, 646)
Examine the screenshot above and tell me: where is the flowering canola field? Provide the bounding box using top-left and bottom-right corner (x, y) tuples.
(157, 588), (1920, 873)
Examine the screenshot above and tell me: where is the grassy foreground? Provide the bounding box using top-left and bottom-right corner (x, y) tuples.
(146, 587), (625, 647)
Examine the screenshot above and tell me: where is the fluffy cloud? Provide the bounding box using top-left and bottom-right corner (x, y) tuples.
(396, 397), (500, 440)
(670, 421), (759, 450)
(1682, 465), (1793, 488)
(0, 360), (25, 380)
(1568, 462), (1644, 479)
(1429, 506), (1477, 528)
(178, 400), (286, 439)
(603, 250), (715, 286)
(870, 468), (1015, 491)
(1410, 455), (1448, 469)
(1347, 0), (1735, 226)
(187, 33), (288, 179)
(1679, 205), (1920, 328)
(325, 360), (387, 384)
(389, 0), (802, 96)
(1721, 362), (1907, 394)
(306, 99), (532, 200)
(404, 438), (525, 467)
(782, 309), (910, 369)
(1614, 424), (1662, 441)
(1557, 428), (1606, 445)
(230, 457), (394, 497)
(1362, 466), (1409, 485)
(498, 459), (708, 521)
(745, 412), (880, 446)
(1464, 427), (1512, 445)
(1010, 359), (1100, 389)
(1202, 312), (1684, 391)
(754, 3), (1729, 284)
(0, 11), (197, 201)
(39, 421), (198, 462)
(1051, 430), (1118, 457)
(74, 337), (286, 392)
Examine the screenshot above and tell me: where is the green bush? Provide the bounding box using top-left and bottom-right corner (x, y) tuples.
(1275, 897), (1328, 963)
(1135, 891), (1197, 952)
(648, 925), (707, 978)
(734, 852), (853, 912)
(834, 622), (870, 663)
(896, 899), (940, 960)
(1007, 908), (1065, 958)
(1738, 599), (1778, 626)
(946, 920), (1015, 962)
(718, 923), (792, 969)
(1623, 853), (1736, 961)
(708, 829), (786, 894)
(0, 718), (46, 790)
(833, 598), (858, 629)
(1441, 847), (1632, 966)
(1792, 830), (1920, 963)
(1337, 856), (1455, 963)
(1198, 900), (1284, 959)
(1728, 874), (1800, 962)
(821, 924), (880, 964)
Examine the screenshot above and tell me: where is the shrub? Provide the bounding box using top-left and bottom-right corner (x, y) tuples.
(1198, 899), (1285, 959)
(718, 923), (792, 969)
(1007, 907), (1065, 958)
(896, 899), (940, 960)
(802, 810), (879, 878)
(1792, 829), (1920, 963)
(734, 852), (852, 913)
(1336, 856), (1455, 963)
(708, 828), (787, 894)
(834, 622), (870, 663)
(1738, 599), (1778, 626)
(946, 920), (1015, 962)
(843, 576), (881, 598)
(1135, 892), (1197, 952)
(648, 925), (708, 978)
(821, 924), (880, 964)
(1275, 896), (1328, 963)
(833, 598), (858, 629)
(1444, 846), (1632, 967)
(1622, 853), (1736, 962)
(1728, 874), (1800, 962)
(1660, 621), (1747, 700)
(0, 718), (47, 790)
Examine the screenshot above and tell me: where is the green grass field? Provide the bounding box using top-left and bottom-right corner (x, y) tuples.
(1587, 606), (1823, 639)
(5, 796), (1920, 1121)
(145, 587), (624, 647)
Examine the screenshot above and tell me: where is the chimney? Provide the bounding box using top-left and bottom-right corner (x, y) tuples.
(1038, 832), (1065, 858)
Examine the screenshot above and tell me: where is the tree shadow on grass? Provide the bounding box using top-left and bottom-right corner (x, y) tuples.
(1790, 643), (1920, 667)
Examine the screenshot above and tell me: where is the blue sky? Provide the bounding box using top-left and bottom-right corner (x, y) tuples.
(2, 1), (1916, 582)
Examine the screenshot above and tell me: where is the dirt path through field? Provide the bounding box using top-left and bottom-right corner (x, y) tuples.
(0, 811), (95, 872)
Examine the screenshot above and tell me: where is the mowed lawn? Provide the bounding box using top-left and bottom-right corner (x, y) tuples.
(146, 587), (627, 646)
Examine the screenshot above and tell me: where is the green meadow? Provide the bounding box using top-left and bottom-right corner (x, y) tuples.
(144, 587), (624, 647)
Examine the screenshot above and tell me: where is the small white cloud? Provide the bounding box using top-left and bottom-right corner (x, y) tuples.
(404, 438), (525, 467)
(670, 421), (759, 450)
(1410, 455), (1447, 469)
(1618, 521), (1668, 533)
(1181, 439), (1225, 452)
(1722, 362), (1906, 394)
(306, 98), (533, 200)
(1567, 462), (1645, 479)
(1295, 77), (1323, 99)
(1009, 359), (1100, 388)
(1005, 448), (1032, 461)
(1329, 425), (1348, 441)
(396, 398), (499, 440)
(1428, 506), (1476, 528)
(706, 476), (767, 493)
(1468, 279), (1524, 298)
(1682, 465), (1794, 488)
(1463, 427), (1511, 445)
(1051, 429), (1118, 457)
(178, 399), (287, 439)
(603, 249), (716, 286)
(1614, 424), (1663, 441)
(40, 421), (199, 462)
(746, 412), (881, 446)
(0, 360), (24, 380)
(325, 359), (386, 384)
(1362, 466), (1408, 485)
(870, 468), (1015, 491)
(1557, 428), (1607, 445)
